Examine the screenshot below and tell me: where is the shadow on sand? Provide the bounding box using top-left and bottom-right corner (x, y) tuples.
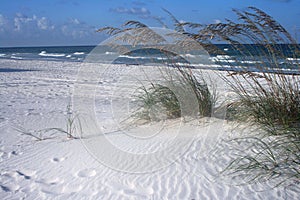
(0, 68), (39, 73)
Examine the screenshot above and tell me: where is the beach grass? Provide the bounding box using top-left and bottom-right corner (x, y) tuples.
(17, 104), (81, 140)
(134, 83), (181, 121)
(221, 133), (300, 186)
(186, 7), (300, 185)
(98, 6), (300, 185)
(133, 66), (216, 121)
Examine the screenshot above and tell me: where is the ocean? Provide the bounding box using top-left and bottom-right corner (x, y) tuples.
(0, 45), (299, 74)
(0, 46), (93, 62)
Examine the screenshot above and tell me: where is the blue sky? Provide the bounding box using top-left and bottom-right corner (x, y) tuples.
(0, 0), (299, 47)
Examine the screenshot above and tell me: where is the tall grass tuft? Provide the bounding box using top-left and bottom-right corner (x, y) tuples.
(162, 6), (300, 185)
(221, 134), (300, 186)
(98, 21), (217, 122)
(193, 7), (300, 134)
(179, 7), (300, 185)
(135, 83), (181, 121)
(16, 104), (81, 140)
(134, 67), (216, 121)
(98, 7), (300, 184)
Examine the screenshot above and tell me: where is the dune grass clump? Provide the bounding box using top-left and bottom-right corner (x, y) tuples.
(17, 104), (81, 140)
(98, 21), (217, 122)
(163, 6), (300, 185)
(176, 67), (216, 117)
(180, 7), (300, 185)
(179, 7), (300, 132)
(222, 133), (300, 186)
(134, 67), (216, 121)
(223, 67), (300, 133)
(202, 8), (300, 133)
(135, 84), (181, 121)
(98, 6), (299, 185)
(52, 104), (81, 139)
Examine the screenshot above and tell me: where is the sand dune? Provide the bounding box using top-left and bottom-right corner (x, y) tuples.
(0, 59), (299, 199)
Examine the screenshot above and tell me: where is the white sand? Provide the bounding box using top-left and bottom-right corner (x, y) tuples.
(0, 59), (299, 199)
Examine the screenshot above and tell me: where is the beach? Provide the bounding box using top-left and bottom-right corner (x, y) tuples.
(0, 58), (299, 199)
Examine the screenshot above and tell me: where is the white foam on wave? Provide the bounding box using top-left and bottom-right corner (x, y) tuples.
(285, 58), (300, 65)
(240, 60), (262, 64)
(0, 54), (6, 57)
(11, 56), (23, 60)
(209, 55), (233, 62)
(209, 55), (262, 64)
(73, 52), (85, 55)
(172, 62), (226, 69)
(105, 51), (116, 55)
(216, 55), (232, 59)
(182, 54), (196, 58)
(119, 55), (177, 61)
(286, 57), (300, 61)
(39, 51), (66, 57)
(119, 55), (148, 59)
(210, 57), (236, 63)
(156, 57), (168, 60)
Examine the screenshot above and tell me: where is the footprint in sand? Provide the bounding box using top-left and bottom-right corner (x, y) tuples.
(0, 151), (5, 162)
(40, 185), (63, 195)
(122, 189), (135, 195)
(124, 186), (154, 196)
(51, 157), (65, 163)
(117, 187), (154, 198)
(8, 150), (22, 157)
(36, 177), (64, 186)
(76, 169), (97, 178)
(36, 177), (65, 195)
(62, 184), (83, 193)
(0, 185), (11, 192)
(0, 150), (24, 161)
(16, 169), (36, 180)
(0, 171), (22, 192)
(0, 120), (8, 128)
(0, 183), (20, 193)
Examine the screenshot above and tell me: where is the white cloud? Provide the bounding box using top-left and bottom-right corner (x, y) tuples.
(214, 19), (222, 24)
(0, 14), (7, 32)
(13, 14), (54, 32)
(110, 7), (151, 18)
(11, 14), (86, 36)
(0, 13), (102, 46)
(14, 13), (34, 31)
(0, 14), (5, 26)
(61, 18), (96, 39)
(70, 18), (80, 25)
(37, 17), (54, 30)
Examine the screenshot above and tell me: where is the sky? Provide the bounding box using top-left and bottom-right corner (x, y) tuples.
(0, 0), (299, 47)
